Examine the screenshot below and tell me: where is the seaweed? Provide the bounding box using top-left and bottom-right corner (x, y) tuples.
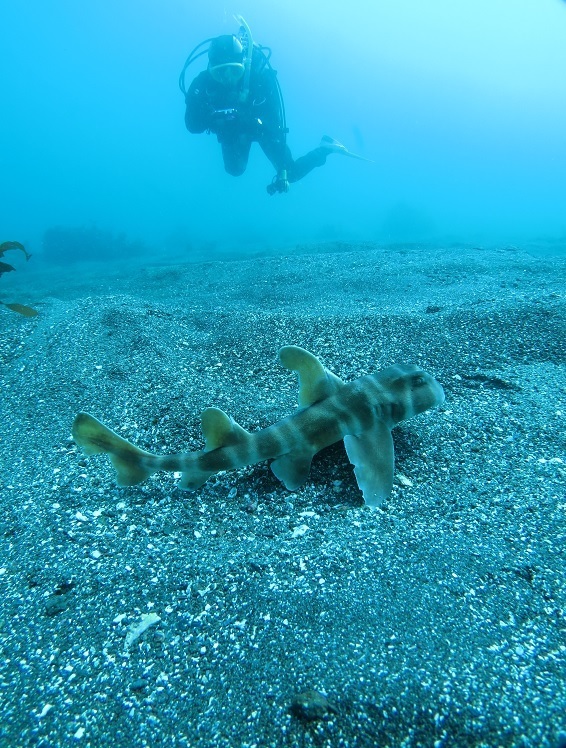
(0, 241), (38, 317)
(0, 241), (32, 261)
(0, 261), (16, 276)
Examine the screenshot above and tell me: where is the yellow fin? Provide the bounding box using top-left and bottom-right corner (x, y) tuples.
(2, 302), (39, 317)
(201, 407), (250, 451)
(278, 345), (344, 406)
(72, 412), (156, 485)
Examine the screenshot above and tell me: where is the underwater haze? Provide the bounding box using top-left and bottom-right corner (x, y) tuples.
(2, 3), (566, 745)
(2, 0), (566, 259)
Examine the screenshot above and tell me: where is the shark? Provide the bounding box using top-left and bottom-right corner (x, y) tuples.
(71, 345), (445, 507)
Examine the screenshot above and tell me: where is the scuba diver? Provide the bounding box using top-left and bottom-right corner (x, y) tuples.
(179, 17), (370, 195)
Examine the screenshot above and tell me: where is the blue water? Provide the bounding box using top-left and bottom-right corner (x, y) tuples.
(2, 0), (566, 259)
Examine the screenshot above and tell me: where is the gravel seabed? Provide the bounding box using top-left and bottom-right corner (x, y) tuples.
(1, 243), (564, 747)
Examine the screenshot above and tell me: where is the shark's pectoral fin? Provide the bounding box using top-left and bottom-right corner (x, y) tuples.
(279, 345), (344, 407)
(343, 421), (395, 508)
(270, 451), (314, 490)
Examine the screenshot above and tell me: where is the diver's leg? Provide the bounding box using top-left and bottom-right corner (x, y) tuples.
(220, 133), (253, 176)
(260, 136), (292, 181)
(260, 135), (300, 193)
(261, 135), (328, 187)
(286, 148), (328, 182)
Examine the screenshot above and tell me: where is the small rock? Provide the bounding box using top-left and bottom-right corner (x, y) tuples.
(130, 678), (148, 692)
(54, 579), (75, 595)
(289, 689), (334, 721)
(45, 596), (68, 617)
(396, 473), (413, 487)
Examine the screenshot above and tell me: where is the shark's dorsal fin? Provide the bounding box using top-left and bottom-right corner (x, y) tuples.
(343, 421), (395, 508)
(278, 345), (344, 407)
(201, 407), (250, 451)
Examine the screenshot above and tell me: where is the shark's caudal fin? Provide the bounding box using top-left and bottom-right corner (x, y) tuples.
(71, 412), (157, 486)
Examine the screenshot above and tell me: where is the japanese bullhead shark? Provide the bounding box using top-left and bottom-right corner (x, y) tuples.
(72, 345), (445, 507)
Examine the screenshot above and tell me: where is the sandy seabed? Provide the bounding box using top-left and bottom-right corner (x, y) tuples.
(1, 242), (565, 747)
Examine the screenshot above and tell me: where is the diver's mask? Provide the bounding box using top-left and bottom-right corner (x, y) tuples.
(207, 35), (246, 87)
(208, 62), (245, 87)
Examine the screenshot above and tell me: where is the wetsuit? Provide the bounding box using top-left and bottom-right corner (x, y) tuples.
(184, 50), (328, 188)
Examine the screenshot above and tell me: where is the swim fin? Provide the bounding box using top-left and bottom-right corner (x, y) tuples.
(319, 135), (374, 163)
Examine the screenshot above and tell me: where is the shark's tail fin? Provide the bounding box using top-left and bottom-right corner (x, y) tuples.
(73, 406), (255, 492)
(72, 412), (157, 486)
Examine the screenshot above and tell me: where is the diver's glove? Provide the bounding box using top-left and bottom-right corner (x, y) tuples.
(266, 170), (289, 196)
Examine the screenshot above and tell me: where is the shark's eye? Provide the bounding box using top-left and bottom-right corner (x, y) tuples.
(412, 375), (426, 387)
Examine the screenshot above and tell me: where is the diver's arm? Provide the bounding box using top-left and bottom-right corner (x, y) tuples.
(185, 73), (214, 133)
(255, 68), (284, 135)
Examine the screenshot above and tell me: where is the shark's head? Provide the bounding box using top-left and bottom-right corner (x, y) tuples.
(376, 364), (445, 424)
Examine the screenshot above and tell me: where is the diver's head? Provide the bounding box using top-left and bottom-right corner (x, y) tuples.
(208, 35), (245, 86)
